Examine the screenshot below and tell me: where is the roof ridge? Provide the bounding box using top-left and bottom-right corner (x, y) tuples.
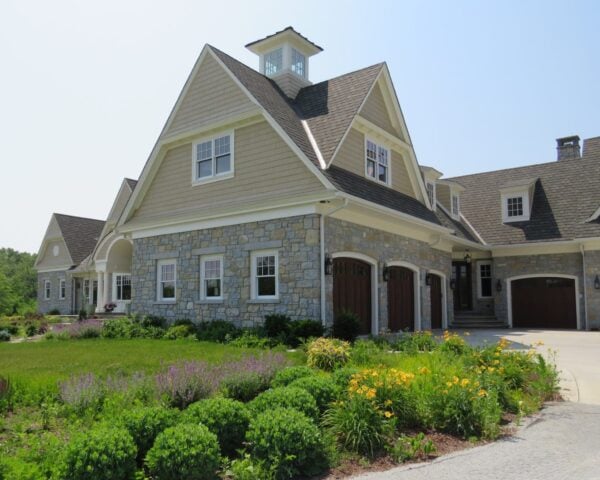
(297, 62), (385, 94)
(54, 213), (105, 223)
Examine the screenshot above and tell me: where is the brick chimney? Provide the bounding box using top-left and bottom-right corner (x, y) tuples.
(556, 136), (581, 161)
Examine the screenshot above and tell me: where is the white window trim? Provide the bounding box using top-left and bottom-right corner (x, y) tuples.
(364, 136), (392, 187)
(200, 255), (224, 300)
(44, 280), (51, 300)
(112, 273), (132, 302)
(476, 260), (493, 299)
(250, 250), (279, 300)
(191, 130), (235, 186)
(426, 181), (436, 211)
(59, 279), (66, 300)
(451, 193), (460, 220)
(501, 192), (530, 222)
(291, 48), (306, 79)
(264, 47), (284, 76)
(156, 259), (177, 302)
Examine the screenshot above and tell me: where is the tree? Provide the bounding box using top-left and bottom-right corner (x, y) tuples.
(0, 248), (37, 315)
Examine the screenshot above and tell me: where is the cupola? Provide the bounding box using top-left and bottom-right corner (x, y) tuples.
(245, 27), (323, 99)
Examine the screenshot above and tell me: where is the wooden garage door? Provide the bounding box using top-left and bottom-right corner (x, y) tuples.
(333, 257), (372, 335)
(430, 274), (443, 329)
(388, 267), (414, 332)
(511, 277), (577, 329)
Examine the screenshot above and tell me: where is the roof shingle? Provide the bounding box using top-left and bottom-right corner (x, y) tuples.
(54, 214), (105, 265)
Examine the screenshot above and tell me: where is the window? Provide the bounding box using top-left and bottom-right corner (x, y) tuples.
(264, 48), (283, 76)
(83, 279), (90, 303)
(451, 194), (460, 217)
(477, 261), (493, 298)
(507, 196), (524, 217)
(114, 274), (131, 301)
(157, 260), (176, 301)
(44, 280), (51, 300)
(291, 48), (305, 77)
(193, 133), (233, 183)
(201, 256), (223, 300)
(59, 279), (66, 300)
(365, 139), (389, 185)
(251, 251), (278, 299)
(426, 182), (436, 209)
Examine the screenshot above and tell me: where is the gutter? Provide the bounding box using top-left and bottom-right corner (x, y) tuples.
(580, 244), (589, 330)
(320, 199), (349, 325)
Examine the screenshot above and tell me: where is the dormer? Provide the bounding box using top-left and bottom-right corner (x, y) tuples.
(500, 177), (537, 223)
(420, 166), (443, 211)
(245, 27), (323, 99)
(437, 180), (465, 220)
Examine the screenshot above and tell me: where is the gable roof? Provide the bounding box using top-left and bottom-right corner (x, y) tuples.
(245, 26), (323, 52)
(54, 214), (105, 264)
(449, 151), (600, 245)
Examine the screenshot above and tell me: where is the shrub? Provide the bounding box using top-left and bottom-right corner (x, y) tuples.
(145, 423), (221, 480)
(164, 324), (196, 339)
(289, 375), (338, 412)
(438, 331), (470, 355)
(101, 317), (135, 338)
(221, 372), (270, 402)
(0, 330), (10, 342)
(307, 338), (351, 371)
(393, 331), (437, 353)
(58, 373), (105, 412)
(248, 386), (319, 420)
(263, 314), (291, 339)
(227, 331), (272, 349)
(48, 308), (60, 315)
(227, 454), (271, 480)
(196, 320), (239, 342)
(246, 408), (327, 479)
(350, 339), (387, 365)
(118, 406), (180, 464)
(331, 366), (360, 389)
(78, 309), (88, 321)
(183, 397), (250, 456)
(387, 433), (436, 463)
(290, 319), (325, 340)
(25, 323), (38, 337)
(271, 366), (316, 387)
(52, 319), (103, 339)
(332, 311), (361, 342)
(140, 314), (167, 328)
(59, 426), (137, 480)
(155, 362), (218, 408)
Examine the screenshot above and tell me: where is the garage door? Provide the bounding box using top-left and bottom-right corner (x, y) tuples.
(511, 277), (577, 329)
(333, 257), (372, 335)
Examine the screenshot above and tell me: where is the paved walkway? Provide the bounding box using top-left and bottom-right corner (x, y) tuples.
(355, 402), (600, 480)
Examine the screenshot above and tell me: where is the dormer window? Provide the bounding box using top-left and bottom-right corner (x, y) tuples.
(507, 196), (524, 218)
(264, 48), (283, 76)
(365, 138), (390, 185)
(451, 194), (460, 218)
(291, 48), (306, 78)
(500, 178), (537, 223)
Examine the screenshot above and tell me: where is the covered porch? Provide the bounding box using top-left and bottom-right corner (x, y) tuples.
(93, 235), (133, 314)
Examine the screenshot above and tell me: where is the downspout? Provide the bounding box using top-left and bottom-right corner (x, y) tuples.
(580, 243), (589, 330)
(320, 199), (349, 325)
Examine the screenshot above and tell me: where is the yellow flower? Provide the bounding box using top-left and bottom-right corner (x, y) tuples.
(493, 359), (500, 365)
(487, 367), (495, 373)
(460, 378), (470, 387)
(384, 411), (394, 418)
(478, 389), (487, 397)
(365, 388), (377, 399)
(418, 367), (430, 375)
(446, 381), (453, 388)
(384, 399), (393, 407)
(442, 389), (448, 395)
(452, 376), (459, 384)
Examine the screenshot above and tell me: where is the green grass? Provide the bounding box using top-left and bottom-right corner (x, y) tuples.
(0, 339), (302, 388)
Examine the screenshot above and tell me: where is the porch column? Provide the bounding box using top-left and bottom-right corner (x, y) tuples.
(88, 278), (94, 306)
(103, 271), (110, 308)
(96, 272), (104, 313)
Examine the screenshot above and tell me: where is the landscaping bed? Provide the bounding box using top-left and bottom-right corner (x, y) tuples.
(0, 317), (559, 480)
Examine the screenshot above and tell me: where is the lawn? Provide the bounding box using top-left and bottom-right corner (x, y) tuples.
(0, 339), (302, 387)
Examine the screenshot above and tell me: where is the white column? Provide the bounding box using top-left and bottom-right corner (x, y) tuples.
(96, 272), (104, 313)
(88, 277), (94, 306)
(103, 271), (110, 308)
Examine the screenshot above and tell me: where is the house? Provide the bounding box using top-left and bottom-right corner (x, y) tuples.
(35, 27), (600, 331)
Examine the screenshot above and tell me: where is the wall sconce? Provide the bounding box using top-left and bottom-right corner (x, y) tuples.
(450, 279), (456, 290)
(425, 273), (432, 286)
(382, 265), (390, 282)
(595, 275), (600, 290)
(464, 250), (472, 264)
(324, 254), (333, 275)
(496, 279), (502, 293)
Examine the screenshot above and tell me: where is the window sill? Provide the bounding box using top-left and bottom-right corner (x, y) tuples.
(196, 299), (224, 305)
(154, 300), (176, 305)
(192, 172), (234, 187)
(247, 298), (280, 304)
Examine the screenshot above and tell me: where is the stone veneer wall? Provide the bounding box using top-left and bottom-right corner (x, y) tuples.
(493, 253), (585, 328)
(324, 217), (453, 331)
(584, 250), (600, 330)
(37, 270), (72, 314)
(131, 214), (321, 326)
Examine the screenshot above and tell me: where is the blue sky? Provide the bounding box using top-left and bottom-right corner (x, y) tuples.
(1, 0), (598, 252)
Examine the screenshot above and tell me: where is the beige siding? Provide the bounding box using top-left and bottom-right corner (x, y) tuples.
(37, 238), (72, 269)
(131, 120), (326, 221)
(106, 184), (131, 226)
(334, 128), (416, 199)
(359, 83), (403, 139)
(437, 183), (451, 211)
(163, 54), (257, 139)
(273, 72), (310, 99)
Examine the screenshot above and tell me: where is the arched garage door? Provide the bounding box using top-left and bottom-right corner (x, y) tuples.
(511, 277), (577, 329)
(333, 257), (372, 335)
(387, 266), (415, 332)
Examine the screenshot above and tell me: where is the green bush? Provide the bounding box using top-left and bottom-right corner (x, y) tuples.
(0, 330), (10, 342)
(332, 311), (361, 342)
(101, 317), (136, 338)
(263, 314), (291, 339)
(164, 324), (196, 339)
(271, 366), (316, 387)
(393, 331), (438, 353)
(331, 366), (360, 390)
(246, 408), (327, 479)
(145, 423), (221, 480)
(196, 320), (239, 342)
(59, 426), (137, 480)
(118, 406), (179, 464)
(248, 386), (319, 420)
(25, 323), (37, 337)
(227, 331), (272, 349)
(140, 314), (167, 328)
(289, 375), (338, 412)
(48, 308), (60, 315)
(306, 338), (351, 371)
(221, 372), (271, 403)
(350, 339), (387, 365)
(290, 319), (325, 341)
(183, 397), (250, 456)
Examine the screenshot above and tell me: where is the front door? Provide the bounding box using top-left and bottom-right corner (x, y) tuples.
(112, 273), (132, 313)
(333, 257), (372, 335)
(452, 262), (472, 311)
(430, 274), (443, 329)
(387, 267), (414, 332)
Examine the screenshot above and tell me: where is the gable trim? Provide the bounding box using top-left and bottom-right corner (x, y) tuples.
(34, 215), (74, 269)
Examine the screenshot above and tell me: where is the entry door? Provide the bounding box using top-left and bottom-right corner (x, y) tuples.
(452, 262), (472, 311)
(333, 258), (372, 335)
(430, 274), (443, 329)
(387, 267), (415, 332)
(112, 274), (132, 313)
